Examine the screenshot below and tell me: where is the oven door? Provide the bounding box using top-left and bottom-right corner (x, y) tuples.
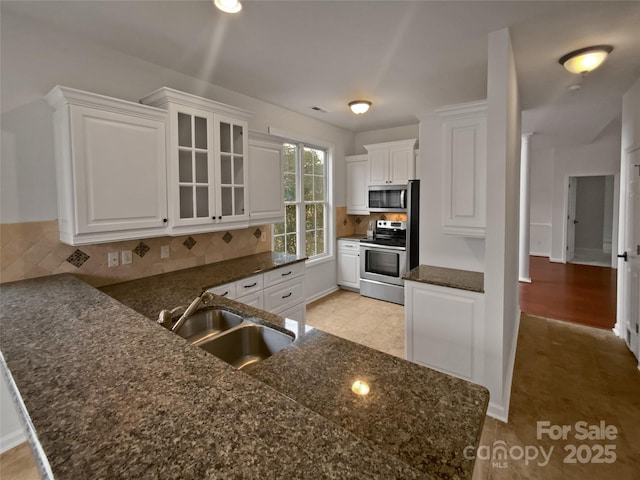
(360, 243), (407, 286)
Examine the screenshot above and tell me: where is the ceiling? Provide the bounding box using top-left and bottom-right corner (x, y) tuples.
(3, 1), (640, 150)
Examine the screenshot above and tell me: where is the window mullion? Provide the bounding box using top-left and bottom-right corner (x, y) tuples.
(296, 143), (305, 256)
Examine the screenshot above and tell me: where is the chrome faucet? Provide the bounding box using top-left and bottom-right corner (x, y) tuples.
(157, 290), (216, 334)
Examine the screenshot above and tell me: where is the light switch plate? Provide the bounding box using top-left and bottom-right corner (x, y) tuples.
(121, 250), (132, 265)
(161, 245), (170, 259)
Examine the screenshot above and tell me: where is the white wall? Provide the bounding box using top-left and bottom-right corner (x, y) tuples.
(529, 147), (554, 256)
(0, 9), (356, 300)
(484, 27), (520, 422)
(0, 373), (25, 453)
(353, 124), (419, 155)
(549, 128), (621, 262)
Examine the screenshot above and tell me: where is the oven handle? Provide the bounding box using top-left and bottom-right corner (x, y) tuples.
(360, 242), (407, 251)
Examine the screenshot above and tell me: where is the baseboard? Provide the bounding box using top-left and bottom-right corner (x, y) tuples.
(529, 251), (549, 258)
(0, 428), (26, 454)
(306, 286), (339, 305)
(549, 257), (564, 263)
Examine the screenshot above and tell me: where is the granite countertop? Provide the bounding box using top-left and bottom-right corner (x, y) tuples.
(404, 265), (485, 293)
(1, 254), (489, 479)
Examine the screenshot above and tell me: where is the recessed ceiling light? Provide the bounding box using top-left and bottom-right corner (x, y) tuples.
(349, 100), (372, 115)
(558, 45), (613, 75)
(214, 0), (242, 14)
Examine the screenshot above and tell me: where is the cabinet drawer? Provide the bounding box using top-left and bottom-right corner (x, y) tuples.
(338, 240), (360, 251)
(264, 262), (305, 288)
(207, 282), (237, 300)
(235, 274), (263, 296)
(264, 278), (305, 312)
(236, 290), (264, 309)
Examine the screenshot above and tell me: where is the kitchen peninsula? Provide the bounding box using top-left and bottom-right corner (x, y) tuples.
(1, 253), (489, 479)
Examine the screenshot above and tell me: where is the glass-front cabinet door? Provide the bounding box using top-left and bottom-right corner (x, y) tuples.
(169, 105), (215, 227)
(215, 115), (248, 222)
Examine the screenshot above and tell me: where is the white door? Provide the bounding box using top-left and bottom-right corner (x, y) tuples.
(619, 148), (640, 360)
(566, 177), (578, 262)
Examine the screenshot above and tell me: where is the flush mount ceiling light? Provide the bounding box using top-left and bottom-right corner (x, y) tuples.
(349, 100), (372, 115)
(214, 0), (242, 14)
(558, 45), (613, 75)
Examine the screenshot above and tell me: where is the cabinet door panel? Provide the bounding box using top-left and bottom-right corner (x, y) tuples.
(368, 149), (389, 184)
(346, 158), (369, 215)
(389, 147), (414, 184)
(248, 140), (284, 224)
(409, 287), (474, 380)
(71, 106), (166, 233)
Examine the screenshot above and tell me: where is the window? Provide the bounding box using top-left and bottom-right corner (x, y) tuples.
(273, 142), (328, 260)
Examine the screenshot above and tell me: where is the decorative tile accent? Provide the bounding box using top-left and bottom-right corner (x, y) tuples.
(66, 249), (90, 268)
(253, 228), (262, 240)
(133, 242), (150, 258)
(355, 217), (362, 225)
(183, 236), (197, 250)
(380, 215), (387, 220)
(223, 232), (233, 244)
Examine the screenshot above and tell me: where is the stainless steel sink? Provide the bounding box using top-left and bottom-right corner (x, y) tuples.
(169, 309), (244, 343)
(198, 324), (294, 371)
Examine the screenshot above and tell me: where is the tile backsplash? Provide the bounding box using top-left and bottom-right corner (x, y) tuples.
(0, 221), (271, 287)
(335, 206), (407, 237)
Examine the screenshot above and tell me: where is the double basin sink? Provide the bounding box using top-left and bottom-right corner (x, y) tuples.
(161, 308), (294, 371)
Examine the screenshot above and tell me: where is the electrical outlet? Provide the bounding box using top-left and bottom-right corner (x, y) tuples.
(260, 232), (266, 242)
(161, 245), (170, 259)
(108, 252), (119, 268)
(121, 250), (132, 265)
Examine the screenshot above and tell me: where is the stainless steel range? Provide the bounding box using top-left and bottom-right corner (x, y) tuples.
(359, 179), (420, 305)
(360, 221), (408, 305)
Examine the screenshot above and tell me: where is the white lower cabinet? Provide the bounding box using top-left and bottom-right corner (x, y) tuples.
(337, 240), (360, 290)
(207, 263), (305, 322)
(405, 280), (484, 383)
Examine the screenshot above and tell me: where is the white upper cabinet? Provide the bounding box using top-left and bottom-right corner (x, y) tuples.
(437, 101), (487, 238)
(46, 86), (168, 246)
(345, 154), (369, 215)
(248, 132), (285, 225)
(364, 139), (416, 185)
(141, 88), (252, 234)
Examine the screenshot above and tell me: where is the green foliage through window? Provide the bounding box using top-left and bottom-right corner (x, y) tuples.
(274, 143), (327, 259)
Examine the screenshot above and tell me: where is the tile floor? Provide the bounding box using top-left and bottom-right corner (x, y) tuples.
(3, 289), (639, 479)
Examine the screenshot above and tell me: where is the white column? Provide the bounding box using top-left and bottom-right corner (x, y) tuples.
(519, 133), (534, 283)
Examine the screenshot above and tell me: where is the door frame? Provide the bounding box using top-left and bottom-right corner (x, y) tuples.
(615, 146), (640, 362)
(561, 173), (619, 266)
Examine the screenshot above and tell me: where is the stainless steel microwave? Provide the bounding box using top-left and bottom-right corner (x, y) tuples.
(367, 184), (407, 212)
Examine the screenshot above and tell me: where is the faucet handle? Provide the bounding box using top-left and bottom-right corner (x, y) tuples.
(157, 306), (185, 328)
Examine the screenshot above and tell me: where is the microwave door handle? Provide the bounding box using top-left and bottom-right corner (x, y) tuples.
(401, 189), (406, 209)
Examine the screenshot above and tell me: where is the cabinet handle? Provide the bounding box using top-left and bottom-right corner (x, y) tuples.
(282, 292), (292, 299)
(163, 218), (168, 223)
(244, 282), (257, 288)
(219, 216), (222, 220)
(220, 291), (229, 297)
(281, 271), (292, 277)
(212, 216), (216, 220)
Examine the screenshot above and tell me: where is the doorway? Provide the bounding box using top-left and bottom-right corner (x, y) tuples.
(566, 174), (616, 267)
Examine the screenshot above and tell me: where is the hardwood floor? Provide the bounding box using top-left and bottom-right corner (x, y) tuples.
(519, 255), (617, 329)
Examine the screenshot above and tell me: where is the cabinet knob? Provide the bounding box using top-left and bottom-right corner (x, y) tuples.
(219, 216), (222, 220)
(163, 218), (168, 223)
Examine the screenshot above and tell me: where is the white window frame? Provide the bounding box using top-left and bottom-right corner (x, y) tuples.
(269, 128), (334, 266)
